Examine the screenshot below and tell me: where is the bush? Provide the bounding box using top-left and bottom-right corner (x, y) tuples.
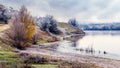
(37, 15), (62, 35)
(24, 56), (49, 64)
(0, 4), (11, 24)
(6, 16), (28, 49)
(31, 31), (41, 45)
(68, 18), (79, 27)
(6, 6), (35, 49)
(19, 6), (35, 41)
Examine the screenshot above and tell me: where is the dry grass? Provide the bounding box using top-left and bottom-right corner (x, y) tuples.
(58, 22), (77, 32)
(32, 64), (57, 68)
(0, 24), (9, 32)
(58, 61), (103, 68)
(37, 29), (59, 44)
(22, 54), (103, 68)
(58, 22), (84, 34)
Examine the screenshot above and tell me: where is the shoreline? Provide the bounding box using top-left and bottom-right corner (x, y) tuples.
(18, 41), (120, 68)
(13, 33), (120, 68)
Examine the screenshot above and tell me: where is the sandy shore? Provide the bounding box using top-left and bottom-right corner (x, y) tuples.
(18, 43), (120, 68)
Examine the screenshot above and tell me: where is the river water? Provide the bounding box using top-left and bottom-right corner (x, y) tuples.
(57, 31), (120, 60)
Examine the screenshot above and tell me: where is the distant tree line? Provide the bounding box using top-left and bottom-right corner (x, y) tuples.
(79, 23), (120, 30)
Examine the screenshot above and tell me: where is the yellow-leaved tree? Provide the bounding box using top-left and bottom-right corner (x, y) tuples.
(19, 6), (35, 41)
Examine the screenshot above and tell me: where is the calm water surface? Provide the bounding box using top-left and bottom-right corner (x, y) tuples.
(57, 31), (120, 60)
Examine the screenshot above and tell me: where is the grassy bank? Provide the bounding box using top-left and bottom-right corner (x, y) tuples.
(0, 42), (27, 68)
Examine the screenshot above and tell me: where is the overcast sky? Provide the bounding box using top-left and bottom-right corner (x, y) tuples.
(1, 0), (120, 23)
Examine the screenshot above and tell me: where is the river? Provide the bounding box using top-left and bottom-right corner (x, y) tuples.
(57, 31), (120, 60)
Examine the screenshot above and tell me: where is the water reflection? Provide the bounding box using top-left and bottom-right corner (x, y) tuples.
(85, 31), (120, 35)
(77, 31), (120, 55)
(57, 31), (120, 60)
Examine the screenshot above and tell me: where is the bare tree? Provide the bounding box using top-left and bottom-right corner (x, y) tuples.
(7, 16), (28, 49)
(7, 6), (36, 49)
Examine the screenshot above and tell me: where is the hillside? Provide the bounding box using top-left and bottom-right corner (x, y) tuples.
(58, 22), (85, 35)
(0, 24), (58, 42)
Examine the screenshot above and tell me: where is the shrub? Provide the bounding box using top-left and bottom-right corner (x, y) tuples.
(19, 6), (35, 40)
(6, 16), (28, 49)
(0, 4), (11, 24)
(6, 6), (35, 49)
(68, 18), (79, 27)
(32, 31), (41, 45)
(37, 15), (62, 35)
(24, 56), (49, 64)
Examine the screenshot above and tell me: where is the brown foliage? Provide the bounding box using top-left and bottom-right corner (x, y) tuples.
(32, 31), (41, 44)
(7, 6), (36, 49)
(19, 6), (35, 41)
(7, 16), (28, 49)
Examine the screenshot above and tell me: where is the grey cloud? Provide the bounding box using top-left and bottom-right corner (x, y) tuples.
(1, 0), (120, 22)
(48, 0), (79, 10)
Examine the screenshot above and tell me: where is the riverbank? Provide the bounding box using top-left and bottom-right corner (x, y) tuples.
(0, 24), (120, 68)
(18, 41), (120, 68)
